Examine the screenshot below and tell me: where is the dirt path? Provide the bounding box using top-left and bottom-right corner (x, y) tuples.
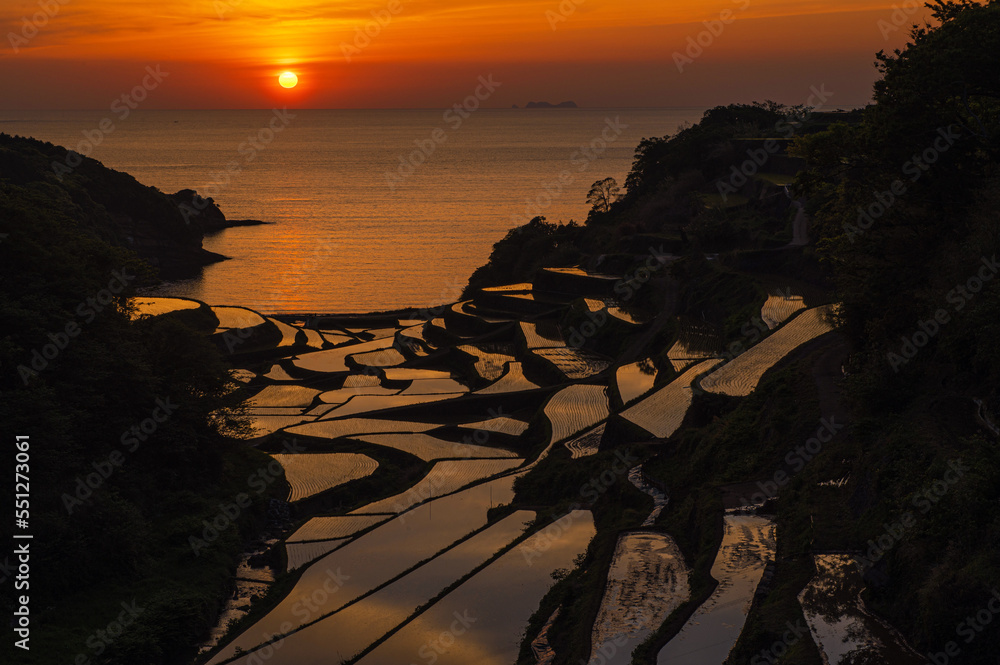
(788, 201), (809, 247)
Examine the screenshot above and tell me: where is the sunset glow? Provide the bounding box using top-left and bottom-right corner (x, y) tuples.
(278, 71), (298, 89)
(0, 0), (932, 108)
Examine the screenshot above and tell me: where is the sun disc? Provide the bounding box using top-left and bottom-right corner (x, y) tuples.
(278, 71), (298, 89)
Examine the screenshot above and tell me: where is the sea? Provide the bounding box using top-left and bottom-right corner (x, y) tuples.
(1, 108), (706, 313)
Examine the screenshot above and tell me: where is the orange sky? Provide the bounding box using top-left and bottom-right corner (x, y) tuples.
(0, 0), (932, 108)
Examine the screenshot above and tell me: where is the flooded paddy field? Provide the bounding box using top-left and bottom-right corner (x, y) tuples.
(128, 276), (888, 665)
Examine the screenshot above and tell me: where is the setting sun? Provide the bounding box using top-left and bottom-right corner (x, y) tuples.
(278, 71), (298, 89)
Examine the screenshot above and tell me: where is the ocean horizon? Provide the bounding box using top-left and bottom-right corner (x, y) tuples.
(1, 108), (707, 312)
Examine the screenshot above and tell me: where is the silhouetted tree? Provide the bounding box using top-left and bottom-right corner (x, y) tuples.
(586, 177), (620, 213)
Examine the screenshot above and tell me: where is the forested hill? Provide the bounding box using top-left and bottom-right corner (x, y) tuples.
(0, 133), (277, 663)
(465, 1), (1000, 659)
(0, 132), (236, 279)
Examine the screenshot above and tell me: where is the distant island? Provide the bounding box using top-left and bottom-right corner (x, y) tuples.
(512, 101), (579, 108)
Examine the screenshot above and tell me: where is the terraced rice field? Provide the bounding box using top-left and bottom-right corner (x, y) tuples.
(545, 384), (610, 443)
(628, 465), (669, 526)
(293, 337), (396, 373)
(232, 512), (538, 665)
(272, 453), (379, 501)
(396, 329), (430, 356)
(799, 555), (925, 665)
(520, 321), (565, 348)
(287, 515), (391, 542)
(621, 359), (723, 439)
(482, 282), (534, 292)
(583, 298), (605, 312)
(268, 317), (302, 347)
(699, 305), (837, 396)
(305, 404), (340, 418)
(656, 512), (775, 664)
(245, 407), (305, 416)
(362, 327), (400, 340)
(355, 511), (596, 665)
(301, 327), (325, 349)
(533, 347), (612, 379)
(399, 325), (428, 342)
(212, 306), (267, 330)
(476, 362), (541, 395)
(401, 378), (469, 394)
(344, 373), (384, 388)
(321, 331), (354, 346)
(461, 301), (512, 323)
(198, 579), (271, 654)
(318, 383), (400, 403)
(207, 475), (520, 664)
(286, 418), (437, 440)
(349, 347), (406, 368)
(458, 417), (529, 437)
(229, 369), (255, 383)
(590, 532), (691, 665)
(565, 424), (605, 459)
(607, 306), (643, 325)
(354, 433), (517, 461)
(530, 609), (560, 665)
(246, 385), (321, 408)
(545, 266), (618, 280)
(246, 415), (314, 438)
(351, 458), (523, 514)
(384, 368), (453, 380)
(263, 364), (296, 382)
(320, 393), (462, 420)
(666, 338), (717, 373)
(132, 297), (201, 318)
(458, 344), (516, 381)
(616, 360), (658, 404)
(761, 292), (806, 329)
(285, 539), (348, 571)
